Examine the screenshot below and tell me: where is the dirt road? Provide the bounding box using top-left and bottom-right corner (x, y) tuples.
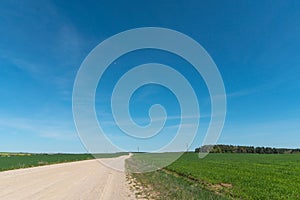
(0, 155), (136, 200)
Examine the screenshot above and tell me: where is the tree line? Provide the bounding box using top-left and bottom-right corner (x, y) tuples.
(195, 144), (300, 154)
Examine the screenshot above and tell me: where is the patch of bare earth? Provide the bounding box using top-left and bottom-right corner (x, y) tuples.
(127, 174), (159, 200)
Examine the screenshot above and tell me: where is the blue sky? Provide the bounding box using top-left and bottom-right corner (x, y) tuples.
(0, 0), (299, 153)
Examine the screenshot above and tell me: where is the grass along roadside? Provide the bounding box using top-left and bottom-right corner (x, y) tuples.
(126, 152), (300, 199)
(0, 152), (128, 172)
(127, 169), (228, 200)
(126, 153), (228, 200)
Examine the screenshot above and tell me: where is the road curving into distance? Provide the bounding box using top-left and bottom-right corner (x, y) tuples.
(0, 155), (136, 200)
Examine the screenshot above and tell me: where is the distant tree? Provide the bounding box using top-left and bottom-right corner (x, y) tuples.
(195, 145), (299, 154)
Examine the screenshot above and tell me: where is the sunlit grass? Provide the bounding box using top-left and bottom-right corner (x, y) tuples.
(127, 153), (300, 199)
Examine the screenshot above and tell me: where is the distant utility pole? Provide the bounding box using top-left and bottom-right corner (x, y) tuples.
(186, 143), (189, 152)
(137, 146), (139, 153)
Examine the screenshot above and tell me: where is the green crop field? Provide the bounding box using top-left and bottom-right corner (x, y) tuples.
(0, 152), (127, 172)
(128, 153), (300, 200)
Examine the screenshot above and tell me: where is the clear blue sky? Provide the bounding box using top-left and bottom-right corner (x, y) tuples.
(0, 0), (299, 153)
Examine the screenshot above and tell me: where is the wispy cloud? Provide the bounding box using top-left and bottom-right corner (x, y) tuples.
(220, 118), (300, 148)
(0, 116), (77, 140)
(0, 1), (94, 102)
(226, 88), (258, 98)
(99, 114), (206, 127)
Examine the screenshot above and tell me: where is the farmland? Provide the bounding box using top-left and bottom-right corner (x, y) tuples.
(0, 152), (127, 172)
(128, 153), (300, 199)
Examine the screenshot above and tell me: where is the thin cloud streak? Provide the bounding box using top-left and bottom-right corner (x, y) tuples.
(0, 116), (77, 140)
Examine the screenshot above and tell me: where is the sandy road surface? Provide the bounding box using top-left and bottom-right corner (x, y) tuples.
(0, 155), (136, 200)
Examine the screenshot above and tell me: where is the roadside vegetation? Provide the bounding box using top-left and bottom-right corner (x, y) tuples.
(129, 168), (228, 200)
(0, 152), (127, 172)
(127, 152), (300, 199)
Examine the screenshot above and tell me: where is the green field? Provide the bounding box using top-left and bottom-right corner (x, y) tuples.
(0, 152), (127, 172)
(128, 153), (300, 200)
